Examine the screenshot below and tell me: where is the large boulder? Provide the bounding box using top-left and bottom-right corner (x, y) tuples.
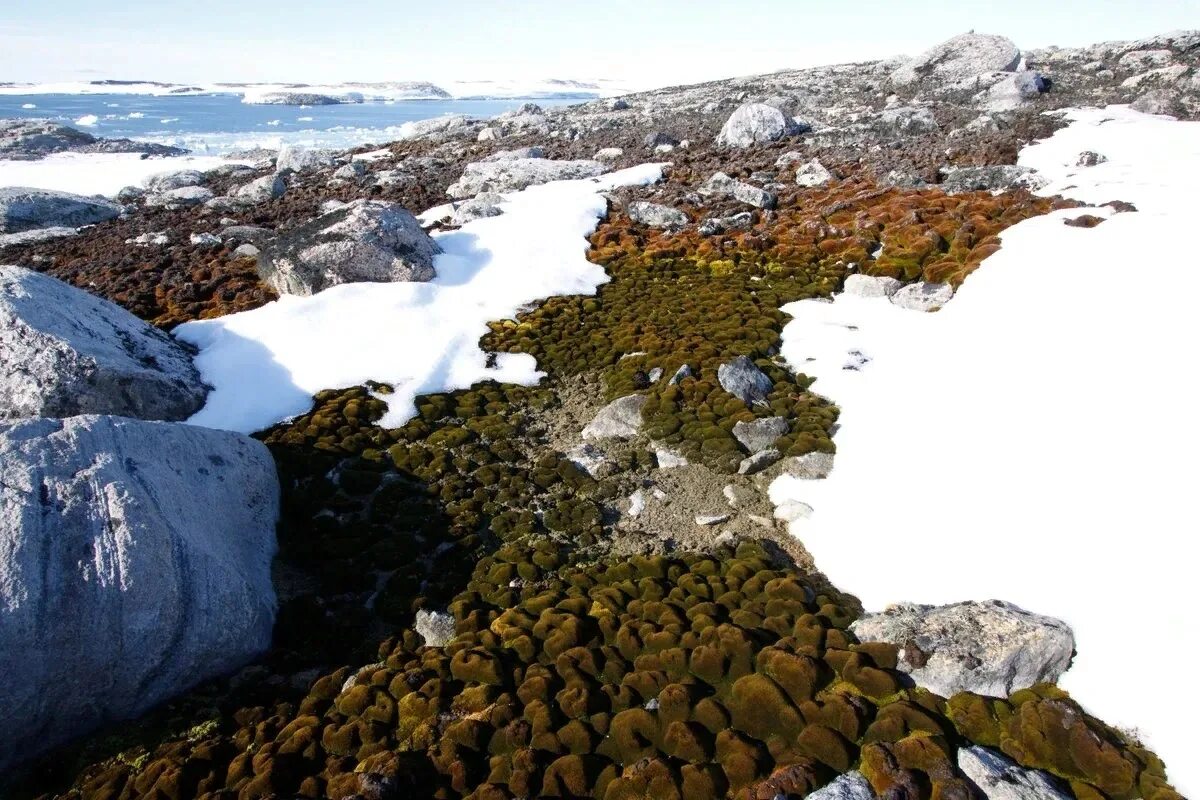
(891, 33), (1022, 87)
(716, 102), (802, 148)
(144, 185), (214, 209)
(0, 186), (121, 233)
(975, 71), (1049, 111)
(850, 600), (1075, 698)
(233, 173), (287, 204)
(940, 164), (1044, 194)
(0, 266), (207, 420)
(257, 199), (439, 296)
(275, 144), (338, 173)
(958, 746), (1073, 799)
(0, 414), (279, 773)
(627, 200), (688, 230)
(699, 172), (776, 209)
(143, 169), (205, 193)
(447, 158), (607, 199)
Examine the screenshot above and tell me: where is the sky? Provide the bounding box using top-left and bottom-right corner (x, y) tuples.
(1, 0), (1196, 88)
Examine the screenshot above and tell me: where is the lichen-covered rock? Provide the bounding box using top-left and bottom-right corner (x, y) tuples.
(232, 172), (286, 204)
(795, 158), (834, 187)
(276, 143), (338, 173)
(975, 71), (1049, 112)
(257, 199), (439, 296)
(732, 416), (789, 453)
(446, 157), (607, 199)
(716, 102), (802, 148)
(844, 274), (903, 298)
(699, 172), (777, 209)
(582, 394), (647, 440)
(142, 169), (205, 193)
(718, 356), (774, 406)
(851, 600), (1075, 698)
(144, 185), (214, 208)
(0, 414), (278, 774)
(890, 281), (954, 312)
(627, 200), (688, 229)
(414, 609), (457, 648)
(0, 265), (207, 420)
(941, 164), (1044, 193)
(1130, 88), (1184, 116)
(958, 746), (1072, 800)
(891, 32), (1021, 87)
(0, 186), (120, 233)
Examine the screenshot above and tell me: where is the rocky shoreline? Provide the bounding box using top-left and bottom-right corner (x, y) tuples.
(1, 28), (1197, 800)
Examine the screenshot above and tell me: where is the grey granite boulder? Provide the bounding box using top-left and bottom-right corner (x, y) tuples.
(482, 146), (545, 162)
(0, 266), (207, 420)
(975, 71), (1048, 112)
(851, 600), (1075, 698)
(275, 144), (338, 173)
(807, 772), (874, 800)
(628, 200), (688, 229)
(941, 164), (1043, 193)
(414, 610), (457, 648)
(0, 226), (79, 249)
(0, 414), (278, 773)
(0, 119), (185, 160)
(333, 161), (367, 180)
(582, 394), (647, 441)
(718, 356), (774, 406)
(891, 33), (1021, 87)
(844, 274), (903, 298)
(958, 746), (1072, 799)
(1131, 88), (1184, 116)
(446, 158), (607, 199)
(732, 416), (789, 453)
(890, 281), (954, 312)
(233, 173), (287, 204)
(0, 186), (121, 233)
(716, 102), (802, 148)
(143, 169), (205, 193)
(144, 185), (214, 209)
(795, 159), (833, 187)
(451, 197), (504, 226)
(699, 172), (776, 209)
(781, 451), (835, 479)
(258, 199), (439, 296)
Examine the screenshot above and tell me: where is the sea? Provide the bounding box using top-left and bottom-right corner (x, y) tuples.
(0, 93), (581, 156)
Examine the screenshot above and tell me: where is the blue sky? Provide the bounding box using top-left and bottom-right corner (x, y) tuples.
(1, 0), (1195, 86)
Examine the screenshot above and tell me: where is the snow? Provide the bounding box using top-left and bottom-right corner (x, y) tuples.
(768, 106), (1199, 794)
(0, 153), (253, 197)
(74, 114), (99, 127)
(175, 163), (667, 434)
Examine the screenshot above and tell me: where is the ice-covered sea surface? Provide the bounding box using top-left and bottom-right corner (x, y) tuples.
(0, 93), (578, 156)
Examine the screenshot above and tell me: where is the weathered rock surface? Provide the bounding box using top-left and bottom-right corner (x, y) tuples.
(958, 746), (1073, 799)
(258, 199), (439, 296)
(716, 102), (802, 147)
(276, 144), (338, 173)
(446, 158), (607, 199)
(0, 118), (185, 160)
(941, 164), (1043, 193)
(0, 226), (79, 249)
(795, 158), (833, 187)
(732, 416), (789, 453)
(892, 33), (1022, 87)
(0, 186), (121, 233)
(0, 414), (278, 773)
(143, 169), (205, 193)
(975, 71), (1049, 111)
(144, 185), (214, 209)
(850, 600), (1075, 698)
(450, 197), (503, 226)
(699, 172), (776, 208)
(718, 356), (774, 406)
(781, 451), (835, 480)
(414, 610), (457, 648)
(581, 394), (647, 441)
(627, 200), (688, 229)
(806, 771), (875, 800)
(844, 274), (903, 298)
(0, 266), (207, 420)
(890, 281), (955, 312)
(233, 173), (287, 204)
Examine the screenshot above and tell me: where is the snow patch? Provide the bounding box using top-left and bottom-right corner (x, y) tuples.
(0, 152), (254, 196)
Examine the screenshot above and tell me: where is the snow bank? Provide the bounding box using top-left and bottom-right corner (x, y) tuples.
(175, 163), (667, 434)
(769, 106), (1199, 793)
(0, 153), (254, 197)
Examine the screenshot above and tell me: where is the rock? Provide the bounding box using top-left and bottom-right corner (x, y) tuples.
(221, 224), (271, 243)
(414, 610), (457, 648)
(333, 162), (367, 180)
(127, 231), (170, 246)
(698, 212), (754, 236)
(975, 71), (1049, 112)
(447, 158), (607, 199)
(738, 449), (780, 475)
(774, 500), (813, 523)
(716, 102), (802, 148)
(0, 266), (207, 420)
(451, 198), (503, 226)
(883, 169), (928, 189)
(477, 126), (501, 142)
(844, 274), (902, 298)
(116, 185), (145, 203)
(247, 91), (364, 105)
(0, 414), (278, 773)
(581, 394), (647, 441)
(233, 243), (260, 258)
(189, 232), (222, 248)
(648, 367), (663, 382)
(206, 163), (256, 180)
(876, 105), (939, 134)
(890, 281), (954, 312)
(565, 443), (614, 479)
(806, 772), (874, 800)
(144, 186), (214, 209)
(258, 199), (439, 296)
(275, 144), (338, 173)
(0, 118), (185, 160)
(1076, 151), (1108, 167)
(793, 159), (833, 188)
(732, 416), (789, 453)
(643, 131), (680, 149)
(958, 746), (1072, 800)
(0, 226), (78, 249)
(941, 164), (1043, 194)
(627, 200), (688, 229)
(402, 114), (472, 140)
(481, 146), (545, 162)
(1130, 88), (1183, 116)
(699, 172), (776, 209)
(373, 169), (415, 188)
(607, 98), (630, 111)
(775, 151), (805, 167)
(717, 355), (774, 406)
(654, 446), (689, 469)
(226, 146), (278, 161)
(595, 147), (624, 161)
(695, 513), (730, 526)
(143, 169), (205, 192)
(850, 600), (1075, 698)
(780, 451), (835, 479)
(891, 33), (1021, 87)
(0, 186), (121, 233)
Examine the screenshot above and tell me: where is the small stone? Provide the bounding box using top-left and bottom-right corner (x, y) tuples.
(627, 489), (647, 518)
(738, 449), (781, 475)
(780, 452), (835, 479)
(805, 771), (874, 800)
(695, 513), (731, 526)
(717, 355), (774, 406)
(732, 416), (789, 453)
(647, 367), (663, 382)
(1076, 151), (1108, 167)
(595, 147), (624, 161)
(794, 159), (833, 188)
(565, 443), (613, 479)
(332, 161), (366, 180)
(627, 201), (688, 230)
(414, 610), (457, 648)
(773, 500), (813, 523)
(233, 243), (260, 258)
(669, 364), (693, 384)
(654, 446), (689, 469)
(189, 232), (222, 248)
(891, 281), (954, 312)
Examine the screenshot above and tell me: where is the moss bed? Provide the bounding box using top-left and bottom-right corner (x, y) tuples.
(12, 179), (1181, 799)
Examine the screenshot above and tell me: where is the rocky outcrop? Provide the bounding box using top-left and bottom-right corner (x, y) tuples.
(716, 102), (802, 147)
(257, 199), (439, 296)
(0, 266), (207, 420)
(0, 186), (121, 233)
(627, 200), (688, 229)
(850, 600), (1075, 698)
(0, 118), (186, 160)
(958, 746), (1073, 799)
(446, 158), (607, 199)
(975, 71), (1049, 111)
(276, 144), (339, 174)
(0, 414), (278, 773)
(941, 165), (1044, 193)
(581, 394), (647, 441)
(891, 33), (1021, 87)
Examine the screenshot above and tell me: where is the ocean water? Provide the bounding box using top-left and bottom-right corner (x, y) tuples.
(0, 93), (580, 155)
